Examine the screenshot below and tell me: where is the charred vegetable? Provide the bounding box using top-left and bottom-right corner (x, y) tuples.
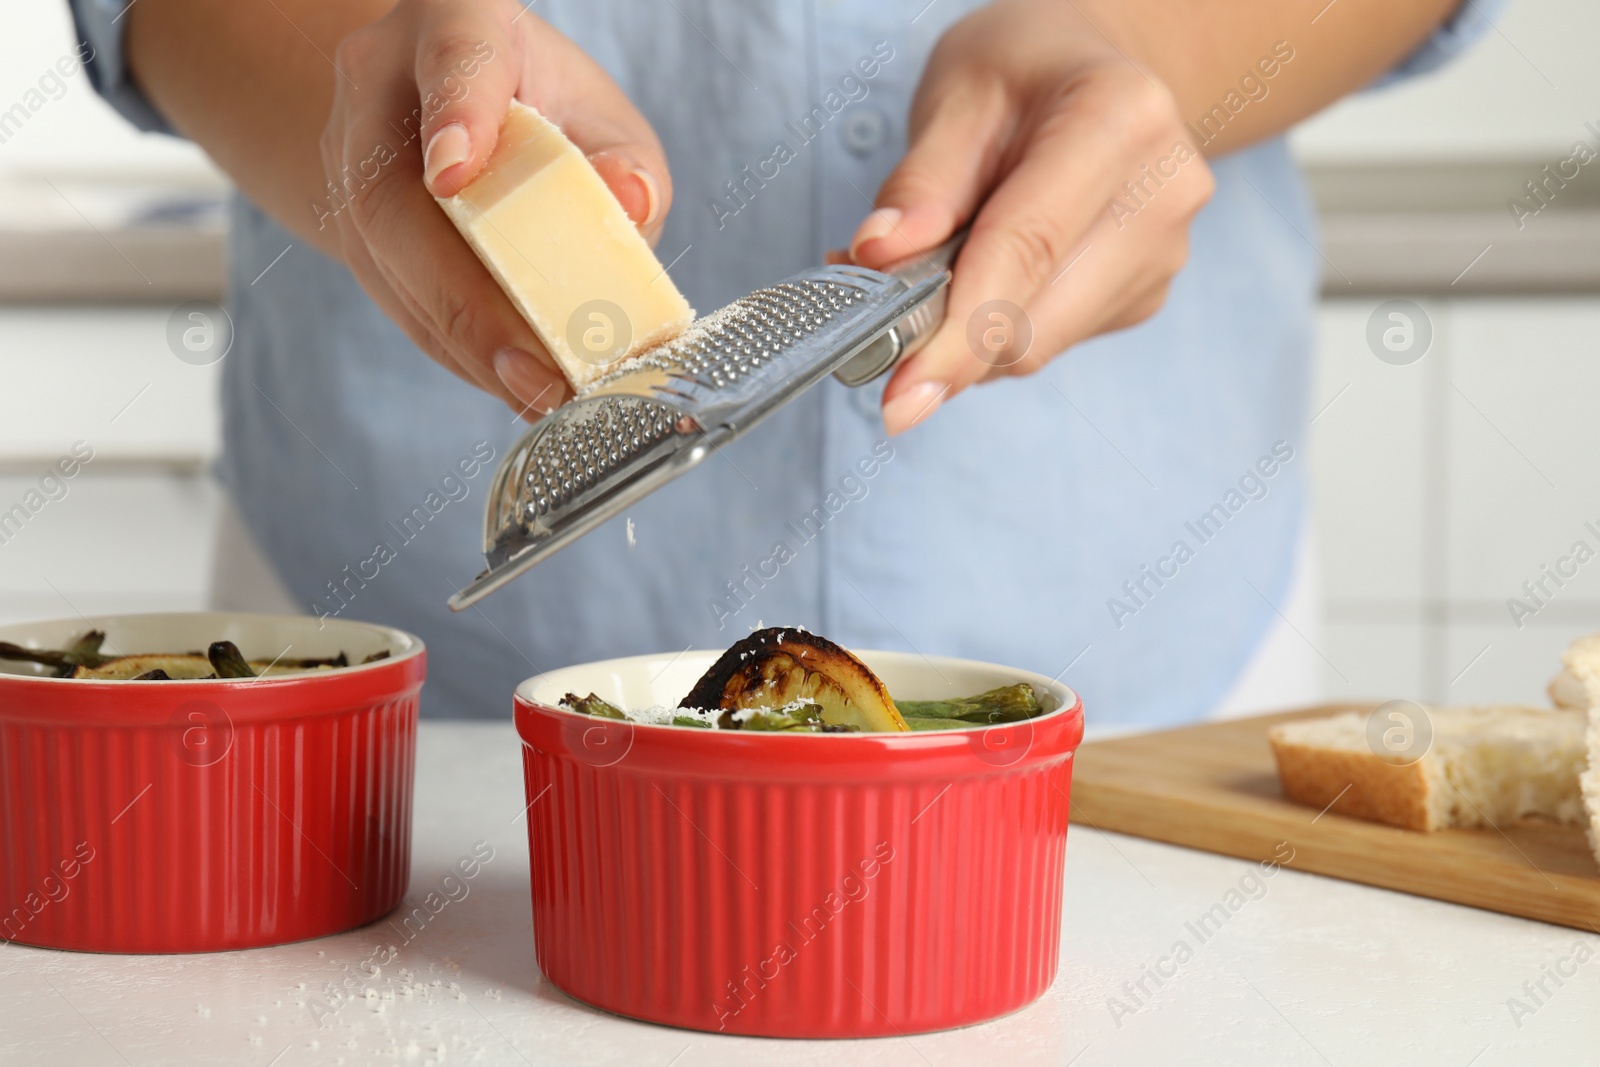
(560, 691), (714, 727)
(556, 627), (1051, 734)
(270, 652), (350, 669)
(682, 627), (908, 732)
(208, 641), (257, 679)
(71, 655), (218, 680)
(60, 630), (111, 676)
(735, 702), (859, 733)
(562, 692), (627, 719)
(246, 651), (384, 675)
(0, 630), (115, 676)
(896, 684), (1042, 728)
(0, 642), (74, 673)
(0, 629), (385, 680)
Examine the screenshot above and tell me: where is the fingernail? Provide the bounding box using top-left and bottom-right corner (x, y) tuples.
(633, 168), (662, 227)
(849, 207), (902, 261)
(882, 380), (948, 435)
(423, 122), (472, 190)
(494, 347), (561, 413)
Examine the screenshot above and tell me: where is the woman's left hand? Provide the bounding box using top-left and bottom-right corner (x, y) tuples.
(849, 0), (1214, 434)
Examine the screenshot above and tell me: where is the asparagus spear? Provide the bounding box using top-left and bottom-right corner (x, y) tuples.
(257, 652), (350, 669)
(894, 683), (1042, 725)
(562, 692), (628, 719)
(0, 642), (74, 672)
(731, 702), (859, 732)
(207, 641), (257, 679)
(0, 630), (115, 675)
(3, 630), (376, 680)
(902, 716), (973, 731)
(58, 630), (110, 676)
(733, 706), (818, 732)
(563, 693), (715, 729)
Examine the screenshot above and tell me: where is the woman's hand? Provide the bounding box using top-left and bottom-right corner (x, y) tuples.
(849, 0), (1214, 435)
(320, 0), (672, 416)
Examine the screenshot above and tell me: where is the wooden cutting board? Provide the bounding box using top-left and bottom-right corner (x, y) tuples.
(1069, 705), (1600, 931)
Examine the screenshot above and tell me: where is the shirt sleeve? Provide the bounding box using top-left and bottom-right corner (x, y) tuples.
(1378, 0), (1507, 85)
(65, 0), (176, 135)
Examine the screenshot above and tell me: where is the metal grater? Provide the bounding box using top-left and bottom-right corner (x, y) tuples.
(448, 236), (961, 610)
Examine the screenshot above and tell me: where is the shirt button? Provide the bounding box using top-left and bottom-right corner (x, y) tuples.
(839, 107), (888, 157)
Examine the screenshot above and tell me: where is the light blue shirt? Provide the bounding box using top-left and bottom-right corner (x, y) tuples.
(71, 0), (1496, 725)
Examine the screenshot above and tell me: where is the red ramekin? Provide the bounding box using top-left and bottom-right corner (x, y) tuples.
(514, 648), (1084, 1038)
(0, 612), (425, 953)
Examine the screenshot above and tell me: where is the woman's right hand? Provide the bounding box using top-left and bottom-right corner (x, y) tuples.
(320, 0), (672, 416)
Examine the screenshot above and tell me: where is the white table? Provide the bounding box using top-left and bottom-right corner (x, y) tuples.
(2, 723), (1591, 1066)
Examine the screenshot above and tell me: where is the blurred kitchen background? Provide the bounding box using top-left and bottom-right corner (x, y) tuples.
(2, 2), (1598, 709)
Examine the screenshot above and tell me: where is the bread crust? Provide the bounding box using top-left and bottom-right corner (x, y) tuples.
(1269, 734), (1436, 831)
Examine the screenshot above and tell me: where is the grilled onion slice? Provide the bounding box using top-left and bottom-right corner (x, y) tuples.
(681, 627), (908, 732)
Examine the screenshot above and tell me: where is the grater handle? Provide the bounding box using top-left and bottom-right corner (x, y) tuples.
(832, 229), (968, 387)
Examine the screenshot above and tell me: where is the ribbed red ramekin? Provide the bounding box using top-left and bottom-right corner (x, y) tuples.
(514, 649), (1083, 1037)
(0, 612), (424, 953)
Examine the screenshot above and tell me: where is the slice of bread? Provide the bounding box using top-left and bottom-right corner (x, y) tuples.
(1552, 634), (1600, 867)
(1269, 706), (1586, 832)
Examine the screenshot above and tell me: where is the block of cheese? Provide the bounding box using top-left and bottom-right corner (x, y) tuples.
(436, 101), (694, 389)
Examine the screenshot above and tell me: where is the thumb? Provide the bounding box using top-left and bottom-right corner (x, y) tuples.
(415, 9), (672, 243)
(415, 6), (521, 198)
(848, 78), (1008, 267)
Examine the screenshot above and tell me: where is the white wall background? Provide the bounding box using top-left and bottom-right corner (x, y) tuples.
(0, 2), (212, 179)
(1292, 0), (1600, 162)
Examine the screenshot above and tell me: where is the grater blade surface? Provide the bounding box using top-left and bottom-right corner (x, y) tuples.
(450, 255), (953, 611)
